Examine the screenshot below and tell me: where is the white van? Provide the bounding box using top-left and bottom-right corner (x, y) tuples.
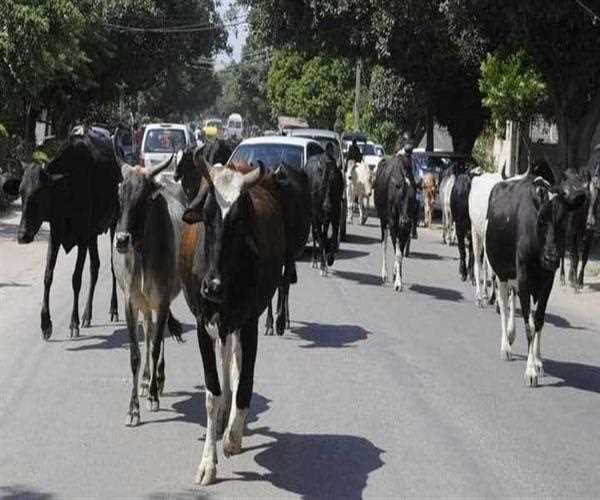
(140, 123), (191, 170)
(226, 113), (244, 141)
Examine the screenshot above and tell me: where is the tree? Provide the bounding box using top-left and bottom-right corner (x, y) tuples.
(241, 0), (486, 153)
(443, 0), (600, 168)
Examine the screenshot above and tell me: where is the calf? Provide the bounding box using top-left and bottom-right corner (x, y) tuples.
(112, 151), (185, 425)
(558, 168), (595, 292)
(346, 159), (372, 225)
(374, 156), (416, 292)
(181, 159), (285, 485)
(486, 175), (586, 386)
(421, 172), (437, 229)
(468, 172), (502, 306)
(2, 128), (120, 339)
(305, 153), (343, 276)
(440, 169), (456, 245)
(450, 165), (477, 283)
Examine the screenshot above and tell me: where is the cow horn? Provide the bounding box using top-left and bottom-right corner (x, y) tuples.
(149, 155), (174, 178)
(193, 147), (214, 187)
(241, 165), (263, 189)
(501, 161), (508, 180)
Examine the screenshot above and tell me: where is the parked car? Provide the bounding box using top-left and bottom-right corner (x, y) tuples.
(229, 136), (324, 170)
(226, 113), (244, 141)
(139, 123), (191, 170)
(286, 128), (348, 240)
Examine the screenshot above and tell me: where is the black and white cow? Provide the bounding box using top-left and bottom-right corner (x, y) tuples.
(180, 157), (286, 485)
(374, 156), (416, 291)
(486, 174), (587, 387)
(2, 128), (120, 339)
(112, 149), (185, 426)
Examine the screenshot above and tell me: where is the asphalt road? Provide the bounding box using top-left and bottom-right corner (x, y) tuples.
(1, 207), (600, 499)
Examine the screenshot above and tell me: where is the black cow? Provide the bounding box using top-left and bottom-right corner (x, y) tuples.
(180, 158), (286, 485)
(2, 128), (120, 339)
(558, 168), (596, 292)
(305, 153), (343, 275)
(486, 175), (586, 387)
(374, 156), (416, 291)
(264, 162), (311, 336)
(203, 139), (234, 166)
(173, 147), (201, 202)
(450, 163), (479, 283)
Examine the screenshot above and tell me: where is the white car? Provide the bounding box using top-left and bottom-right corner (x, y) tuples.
(229, 136), (325, 169)
(362, 142), (385, 171)
(139, 123), (191, 170)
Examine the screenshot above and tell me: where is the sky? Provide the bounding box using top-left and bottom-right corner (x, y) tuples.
(215, 0), (249, 69)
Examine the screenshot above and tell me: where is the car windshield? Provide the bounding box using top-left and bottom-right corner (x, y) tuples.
(363, 144), (376, 156)
(294, 135), (341, 161)
(374, 146), (384, 156)
(144, 129), (187, 153)
(230, 143), (305, 169)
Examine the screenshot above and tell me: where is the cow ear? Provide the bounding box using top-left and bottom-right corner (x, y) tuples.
(2, 177), (21, 197)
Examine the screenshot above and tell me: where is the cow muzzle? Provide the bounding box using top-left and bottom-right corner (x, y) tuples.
(115, 232), (131, 253)
(201, 276), (224, 304)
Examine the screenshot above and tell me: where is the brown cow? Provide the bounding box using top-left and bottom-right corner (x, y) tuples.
(422, 173), (438, 228)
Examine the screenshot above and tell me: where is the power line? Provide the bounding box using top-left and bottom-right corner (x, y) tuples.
(106, 19), (247, 34)
(575, 0), (600, 24)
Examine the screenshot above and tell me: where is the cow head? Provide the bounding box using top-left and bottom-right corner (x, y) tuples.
(183, 152), (262, 305)
(2, 162), (64, 244)
(534, 176), (587, 271)
(113, 142), (174, 253)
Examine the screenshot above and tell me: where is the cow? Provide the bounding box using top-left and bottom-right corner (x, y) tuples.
(111, 147), (185, 425)
(558, 168), (596, 292)
(450, 164), (479, 283)
(346, 160), (372, 225)
(173, 147), (202, 203)
(203, 139), (234, 166)
(440, 169), (456, 245)
(421, 172), (437, 229)
(468, 172), (502, 306)
(180, 157), (286, 485)
(486, 174), (587, 387)
(305, 153), (343, 276)
(1, 128), (120, 339)
(374, 156), (416, 292)
(264, 162), (311, 336)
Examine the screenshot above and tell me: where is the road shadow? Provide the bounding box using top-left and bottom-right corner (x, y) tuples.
(290, 321), (371, 348)
(0, 221), (49, 241)
(143, 387), (271, 430)
(0, 485), (54, 499)
(235, 426), (384, 499)
(345, 233), (380, 245)
(147, 492), (211, 500)
(334, 248), (370, 261)
(544, 312), (587, 331)
(0, 281), (31, 288)
(334, 269), (382, 286)
(409, 251), (447, 261)
(65, 323), (196, 352)
(409, 284), (463, 302)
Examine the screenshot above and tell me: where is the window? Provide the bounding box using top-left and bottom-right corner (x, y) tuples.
(144, 129), (187, 153)
(307, 142), (325, 159)
(230, 143), (305, 169)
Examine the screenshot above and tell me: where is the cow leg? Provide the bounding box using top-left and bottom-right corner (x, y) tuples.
(507, 287), (516, 346)
(218, 335), (232, 437)
(568, 240), (579, 291)
(467, 231), (475, 285)
(517, 273), (538, 387)
(472, 230), (483, 307)
(578, 232), (592, 291)
(393, 235), (404, 292)
(69, 243), (88, 338)
(311, 225), (320, 269)
(328, 217), (339, 267)
(195, 324), (221, 486)
(224, 318), (258, 458)
(41, 233), (60, 340)
(157, 337), (166, 396)
(559, 256), (566, 286)
(109, 225), (119, 322)
(456, 227), (467, 282)
(532, 280), (553, 379)
(497, 281), (512, 360)
(265, 300), (274, 336)
(442, 210), (447, 244)
(276, 279), (291, 335)
(147, 305), (168, 411)
(140, 311), (152, 397)
(381, 226), (389, 284)
(319, 224), (328, 276)
(125, 299), (141, 427)
(81, 236), (99, 328)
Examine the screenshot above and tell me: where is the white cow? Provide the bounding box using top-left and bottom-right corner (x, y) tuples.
(468, 172), (502, 306)
(440, 172), (456, 245)
(346, 160), (373, 225)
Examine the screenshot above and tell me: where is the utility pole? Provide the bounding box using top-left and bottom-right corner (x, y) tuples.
(353, 58), (362, 131)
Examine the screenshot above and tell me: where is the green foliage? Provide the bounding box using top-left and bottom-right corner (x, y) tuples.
(479, 51), (547, 127)
(267, 50), (353, 129)
(472, 128), (496, 172)
(31, 150), (49, 164)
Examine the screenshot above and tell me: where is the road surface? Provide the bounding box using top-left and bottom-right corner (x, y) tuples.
(1, 207), (600, 498)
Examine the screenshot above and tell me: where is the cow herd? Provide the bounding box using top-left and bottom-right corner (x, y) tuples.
(2, 127), (599, 485)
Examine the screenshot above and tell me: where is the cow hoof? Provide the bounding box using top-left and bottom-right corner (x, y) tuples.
(559, 277), (566, 286)
(69, 325), (80, 338)
(536, 362), (545, 378)
(223, 429), (242, 458)
(320, 269), (327, 277)
(327, 254), (335, 266)
(195, 459), (217, 486)
(157, 380), (165, 396)
(394, 283), (403, 292)
(81, 313), (91, 328)
(140, 385), (149, 397)
(264, 326), (274, 336)
(507, 329), (516, 346)
(460, 274), (467, 282)
(147, 398), (159, 412)
(501, 348), (512, 361)
(42, 324), (53, 341)
(311, 260), (318, 269)
(276, 327), (285, 336)
(525, 367), (538, 387)
(125, 411), (140, 427)
(110, 310), (119, 322)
